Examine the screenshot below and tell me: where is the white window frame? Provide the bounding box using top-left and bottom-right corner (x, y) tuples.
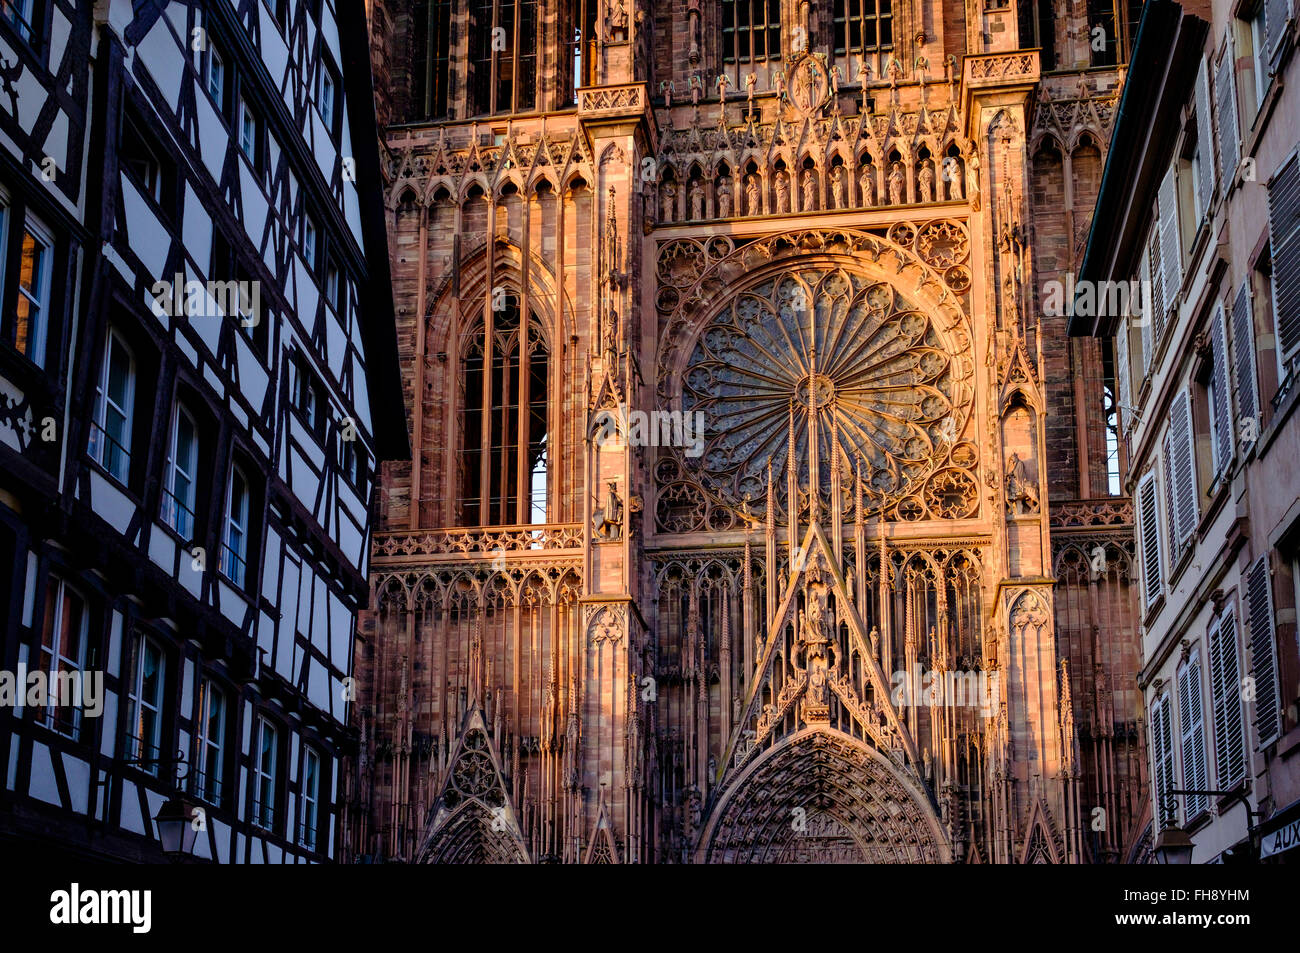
(15, 215), (53, 369)
(220, 463), (250, 587)
(90, 328), (135, 484)
(319, 69), (336, 130)
(300, 747), (321, 850)
(238, 100), (258, 163)
(206, 44), (225, 104)
(163, 402), (199, 539)
(253, 716), (278, 830)
(194, 677), (226, 804)
(1177, 648), (1209, 819)
(38, 576), (89, 738)
(126, 633), (165, 774)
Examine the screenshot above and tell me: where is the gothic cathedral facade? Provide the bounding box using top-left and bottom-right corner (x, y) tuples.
(347, 0), (1149, 863)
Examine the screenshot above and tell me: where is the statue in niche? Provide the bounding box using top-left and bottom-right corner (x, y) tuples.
(775, 171), (790, 213)
(716, 176), (733, 217)
(801, 169), (816, 210)
(918, 161), (935, 204)
(859, 164), (875, 206)
(1005, 452), (1039, 516)
(888, 161), (905, 205)
(942, 155), (964, 200)
(746, 174), (761, 214)
(966, 149), (982, 210)
(593, 480), (624, 538)
(660, 181), (676, 223)
(689, 179), (704, 220)
(605, 0), (627, 40)
(831, 165), (846, 208)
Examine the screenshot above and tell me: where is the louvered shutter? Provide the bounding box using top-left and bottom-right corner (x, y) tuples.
(1159, 167), (1182, 311)
(1209, 607), (1247, 789)
(1116, 324), (1131, 433)
(1230, 282), (1259, 446)
(1137, 472), (1163, 608)
(1168, 390), (1198, 548)
(1179, 652), (1209, 817)
(1215, 44), (1240, 197)
(1268, 152), (1300, 364)
(1194, 59), (1216, 217)
(1162, 431), (1180, 563)
(1210, 302), (1234, 476)
(1152, 694), (1177, 829)
(1144, 227), (1162, 371)
(1246, 556), (1282, 747)
(1264, 0), (1291, 67)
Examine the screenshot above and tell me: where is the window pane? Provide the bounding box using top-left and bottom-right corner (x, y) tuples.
(15, 228), (48, 366)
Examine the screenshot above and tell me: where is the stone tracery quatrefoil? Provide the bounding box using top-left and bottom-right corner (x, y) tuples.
(677, 265), (973, 516)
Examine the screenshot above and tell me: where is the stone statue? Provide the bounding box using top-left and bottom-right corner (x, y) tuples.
(660, 181), (676, 222)
(918, 160), (934, 204)
(801, 169), (815, 210)
(942, 155), (963, 200)
(746, 174), (760, 215)
(716, 176), (732, 217)
(831, 165), (846, 209)
(967, 150), (981, 210)
(888, 161), (905, 205)
(1005, 452), (1039, 516)
(594, 480), (624, 538)
(775, 171), (790, 213)
(689, 179), (704, 220)
(605, 0), (627, 40)
(859, 163), (875, 206)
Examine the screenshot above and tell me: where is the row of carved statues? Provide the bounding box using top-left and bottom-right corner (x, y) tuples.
(657, 154), (976, 222)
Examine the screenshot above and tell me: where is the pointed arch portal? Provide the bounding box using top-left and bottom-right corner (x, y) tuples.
(695, 727), (951, 864)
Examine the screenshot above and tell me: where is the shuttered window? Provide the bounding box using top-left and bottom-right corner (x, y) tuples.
(1230, 282), (1259, 446)
(1215, 43), (1240, 197)
(1194, 59), (1216, 219)
(1159, 166), (1183, 310)
(1209, 302), (1234, 478)
(1268, 152), (1300, 364)
(1246, 555), (1282, 747)
(1137, 472), (1164, 608)
(1208, 605), (1247, 790)
(1151, 693), (1177, 829)
(1178, 650), (1209, 818)
(1165, 389), (1198, 557)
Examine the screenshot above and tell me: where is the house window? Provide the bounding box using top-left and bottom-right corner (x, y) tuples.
(1176, 649), (1209, 819)
(324, 258), (341, 311)
(1268, 152), (1300, 371)
(469, 0), (539, 115)
(253, 716), (278, 830)
(14, 218), (52, 368)
(1207, 604), (1247, 790)
(121, 113), (166, 207)
(206, 44), (225, 104)
(220, 464), (250, 587)
(457, 295), (550, 526)
(1136, 471), (1164, 608)
(721, 0), (782, 64)
(126, 634), (165, 774)
(37, 576), (89, 739)
(319, 65), (338, 131)
(832, 0), (893, 55)
(341, 437), (368, 489)
(292, 356), (325, 434)
(1150, 692), (1177, 829)
(3, 0), (42, 46)
(89, 329), (135, 484)
(300, 748), (321, 850)
(303, 216), (320, 271)
(238, 100), (259, 166)
(162, 402), (199, 540)
(194, 677), (226, 805)
(413, 0), (454, 118)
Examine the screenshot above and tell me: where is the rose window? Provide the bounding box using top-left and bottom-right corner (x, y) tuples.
(677, 266), (972, 516)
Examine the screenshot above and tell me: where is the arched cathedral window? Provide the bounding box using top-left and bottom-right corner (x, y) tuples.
(721, 0), (781, 65)
(565, 0), (600, 105)
(469, 0), (540, 115)
(457, 294), (549, 526)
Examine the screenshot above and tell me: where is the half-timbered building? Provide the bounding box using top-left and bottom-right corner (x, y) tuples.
(0, 0), (404, 862)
